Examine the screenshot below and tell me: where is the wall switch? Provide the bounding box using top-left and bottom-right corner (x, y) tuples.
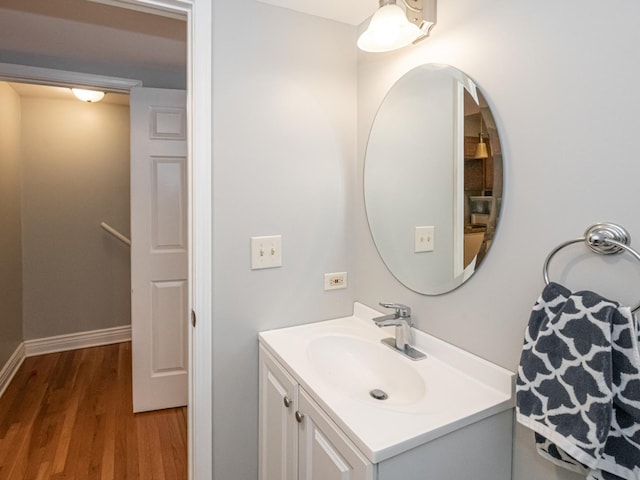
(251, 235), (282, 269)
(415, 226), (435, 253)
(324, 272), (347, 290)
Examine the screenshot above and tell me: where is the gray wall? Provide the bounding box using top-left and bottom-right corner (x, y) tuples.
(0, 82), (23, 366)
(355, 1), (640, 479)
(212, 0), (357, 478)
(21, 96), (131, 339)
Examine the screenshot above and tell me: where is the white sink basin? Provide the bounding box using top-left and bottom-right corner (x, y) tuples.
(306, 334), (426, 406)
(259, 302), (514, 463)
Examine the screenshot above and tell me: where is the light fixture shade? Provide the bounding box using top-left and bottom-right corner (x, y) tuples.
(474, 140), (489, 159)
(357, 4), (421, 53)
(71, 88), (105, 103)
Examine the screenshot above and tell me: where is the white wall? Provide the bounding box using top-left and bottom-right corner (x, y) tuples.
(355, 1), (640, 479)
(21, 96), (131, 340)
(212, 0), (357, 478)
(0, 82), (23, 366)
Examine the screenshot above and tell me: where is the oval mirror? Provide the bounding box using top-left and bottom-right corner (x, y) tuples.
(364, 64), (504, 295)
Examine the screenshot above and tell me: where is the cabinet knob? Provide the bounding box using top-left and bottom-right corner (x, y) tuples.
(283, 396), (292, 408)
(295, 411), (304, 423)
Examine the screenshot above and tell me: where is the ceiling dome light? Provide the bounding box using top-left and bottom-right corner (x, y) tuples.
(71, 88), (105, 103)
(357, 3), (421, 53)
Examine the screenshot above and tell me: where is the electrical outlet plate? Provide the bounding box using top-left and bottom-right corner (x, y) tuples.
(324, 272), (347, 290)
(251, 235), (282, 269)
(415, 226), (434, 253)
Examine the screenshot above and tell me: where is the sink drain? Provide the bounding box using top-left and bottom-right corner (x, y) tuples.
(369, 389), (388, 401)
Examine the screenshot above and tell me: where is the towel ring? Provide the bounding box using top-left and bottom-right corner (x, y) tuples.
(543, 222), (640, 312)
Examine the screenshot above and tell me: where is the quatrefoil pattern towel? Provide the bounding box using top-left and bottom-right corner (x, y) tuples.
(516, 282), (640, 480)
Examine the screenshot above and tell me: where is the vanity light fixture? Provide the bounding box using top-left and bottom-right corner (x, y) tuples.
(474, 115), (489, 159)
(357, 0), (437, 53)
(71, 88), (105, 103)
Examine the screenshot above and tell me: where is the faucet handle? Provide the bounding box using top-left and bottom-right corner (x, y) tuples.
(379, 302), (411, 318)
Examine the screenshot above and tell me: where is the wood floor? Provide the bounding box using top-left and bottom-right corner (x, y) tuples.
(0, 343), (187, 480)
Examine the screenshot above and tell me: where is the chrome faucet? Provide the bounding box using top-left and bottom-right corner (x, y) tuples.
(373, 302), (426, 360)
(373, 302), (412, 350)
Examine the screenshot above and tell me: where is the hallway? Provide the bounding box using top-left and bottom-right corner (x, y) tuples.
(0, 343), (187, 479)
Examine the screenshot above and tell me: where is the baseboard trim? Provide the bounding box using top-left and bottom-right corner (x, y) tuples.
(24, 325), (132, 358)
(0, 343), (25, 399)
(0, 325), (131, 399)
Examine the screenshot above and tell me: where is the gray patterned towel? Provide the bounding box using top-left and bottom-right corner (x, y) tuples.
(516, 282), (640, 480)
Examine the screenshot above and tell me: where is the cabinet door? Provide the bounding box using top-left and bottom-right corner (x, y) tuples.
(259, 347), (298, 480)
(298, 389), (374, 480)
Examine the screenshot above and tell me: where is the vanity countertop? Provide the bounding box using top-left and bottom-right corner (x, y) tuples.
(258, 302), (515, 464)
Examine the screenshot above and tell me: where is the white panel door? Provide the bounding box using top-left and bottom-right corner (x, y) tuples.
(130, 86), (188, 413)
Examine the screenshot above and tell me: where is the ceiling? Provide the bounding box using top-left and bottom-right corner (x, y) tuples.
(255, 0), (376, 26)
(0, 0), (371, 79)
(0, 0), (373, 104)
(0, 0), (186, 73)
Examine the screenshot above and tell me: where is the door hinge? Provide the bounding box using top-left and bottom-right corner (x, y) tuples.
(191, 310), (197, 327)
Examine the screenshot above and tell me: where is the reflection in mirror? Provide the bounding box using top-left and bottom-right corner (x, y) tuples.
(364, 64), (503, 295)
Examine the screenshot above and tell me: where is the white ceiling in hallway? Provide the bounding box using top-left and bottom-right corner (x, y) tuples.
(255, 0), (376, 26)
(0, 0), (186, 72)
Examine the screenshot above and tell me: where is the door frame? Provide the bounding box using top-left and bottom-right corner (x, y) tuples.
(0, 1), (213, 478)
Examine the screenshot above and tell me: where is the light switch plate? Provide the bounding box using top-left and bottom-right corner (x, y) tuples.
(251, 235), (282, 269)
(415, 226), (434, 253)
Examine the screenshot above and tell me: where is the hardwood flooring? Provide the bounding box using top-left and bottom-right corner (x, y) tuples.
(0, 343), (187, 480)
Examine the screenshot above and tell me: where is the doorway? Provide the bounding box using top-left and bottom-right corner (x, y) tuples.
(0, 0), (213, 477)
(0, 78), (189, 477)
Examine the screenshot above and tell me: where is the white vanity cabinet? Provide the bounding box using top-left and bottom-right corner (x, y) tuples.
(259, 346), (374, 480)
(259, 304), (515, 480)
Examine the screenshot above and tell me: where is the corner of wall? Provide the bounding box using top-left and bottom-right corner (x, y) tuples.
(0, 81), (24, 367)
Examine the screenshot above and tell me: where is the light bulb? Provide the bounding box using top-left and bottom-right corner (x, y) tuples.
(71, 88), (105, 103)
(357, 4), (421, 53)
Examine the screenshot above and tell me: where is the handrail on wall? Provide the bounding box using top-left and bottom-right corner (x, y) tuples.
(100, 222), (131, 247)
